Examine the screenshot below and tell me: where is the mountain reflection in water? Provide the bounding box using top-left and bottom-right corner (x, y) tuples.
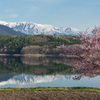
(0, 74), (100, 88)
(0, 56), (100, 88)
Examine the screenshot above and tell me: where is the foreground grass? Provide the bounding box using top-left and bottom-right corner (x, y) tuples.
(0, 87), (100, 93)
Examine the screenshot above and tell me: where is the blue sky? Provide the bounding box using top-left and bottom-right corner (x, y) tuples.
(0, 0), (100, 31)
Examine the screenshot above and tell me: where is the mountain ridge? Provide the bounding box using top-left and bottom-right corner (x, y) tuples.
(0, 21), (81, 36)
(0, 24), (26, 36)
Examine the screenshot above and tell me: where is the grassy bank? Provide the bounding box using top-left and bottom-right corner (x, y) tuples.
(0, 87), (100, 93)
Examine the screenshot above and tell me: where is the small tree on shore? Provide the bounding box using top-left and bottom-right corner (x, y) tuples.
(57, 26), (100, 79)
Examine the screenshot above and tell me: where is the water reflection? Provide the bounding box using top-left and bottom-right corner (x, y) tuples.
(0, 56), (100, 88)
(0, 74), (100, 88)
(0, 74), (72, 88)
(0, 56), (73, 75)
(71, 59), (100, 80)
(21, 56), (74, 66)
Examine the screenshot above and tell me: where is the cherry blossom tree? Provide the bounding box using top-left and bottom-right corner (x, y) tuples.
(57, 26), (100, 79)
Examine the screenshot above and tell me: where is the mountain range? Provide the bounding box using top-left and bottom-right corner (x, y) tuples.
(0, 21), (81, 36)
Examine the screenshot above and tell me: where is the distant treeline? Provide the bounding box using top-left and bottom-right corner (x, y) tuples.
(0, 34), (81, 54)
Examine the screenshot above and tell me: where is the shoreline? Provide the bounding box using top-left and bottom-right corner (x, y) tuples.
(0, 54), (78, 57)
(0, 54), (46, 57)
(0, 54), (58, 57)
(0, 87), (100, 92)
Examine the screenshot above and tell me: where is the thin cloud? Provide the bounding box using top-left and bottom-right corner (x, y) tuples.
(9, 14), (18, 18)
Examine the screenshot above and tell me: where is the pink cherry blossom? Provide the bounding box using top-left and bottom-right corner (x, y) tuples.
(57, 26), (100, 79)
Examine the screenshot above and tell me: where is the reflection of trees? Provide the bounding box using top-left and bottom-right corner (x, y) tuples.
(0, 57), (7, 64)
(21, 56), (74, 66)
(72, 59), (100, 80)
(58, 56), (100, 80)
(0, 56), (74, 75)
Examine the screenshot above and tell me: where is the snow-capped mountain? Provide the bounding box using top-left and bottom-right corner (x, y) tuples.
(0, 21), (81, 36)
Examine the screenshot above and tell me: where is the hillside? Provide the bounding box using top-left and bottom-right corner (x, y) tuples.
(0, 34), (80, 54)
(0, 24), (26, 36)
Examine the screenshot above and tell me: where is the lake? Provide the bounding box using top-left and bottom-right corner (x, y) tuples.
(0, 56), (100, 88)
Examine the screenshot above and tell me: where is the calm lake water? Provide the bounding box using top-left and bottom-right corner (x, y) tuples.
(0, 56), (100, 88)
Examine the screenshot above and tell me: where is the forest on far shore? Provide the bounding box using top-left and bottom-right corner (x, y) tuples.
(0, 34), (81, 54)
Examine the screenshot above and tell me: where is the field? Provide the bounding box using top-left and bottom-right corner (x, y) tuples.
(0, 87), (100, 100)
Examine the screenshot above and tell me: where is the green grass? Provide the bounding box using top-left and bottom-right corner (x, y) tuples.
(0, 87), (100, 93)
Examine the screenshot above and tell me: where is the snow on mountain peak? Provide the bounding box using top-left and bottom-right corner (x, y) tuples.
(0, 21), (81, 36)
(71, 28), (80, 32)
(0, 21), (8, 25)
